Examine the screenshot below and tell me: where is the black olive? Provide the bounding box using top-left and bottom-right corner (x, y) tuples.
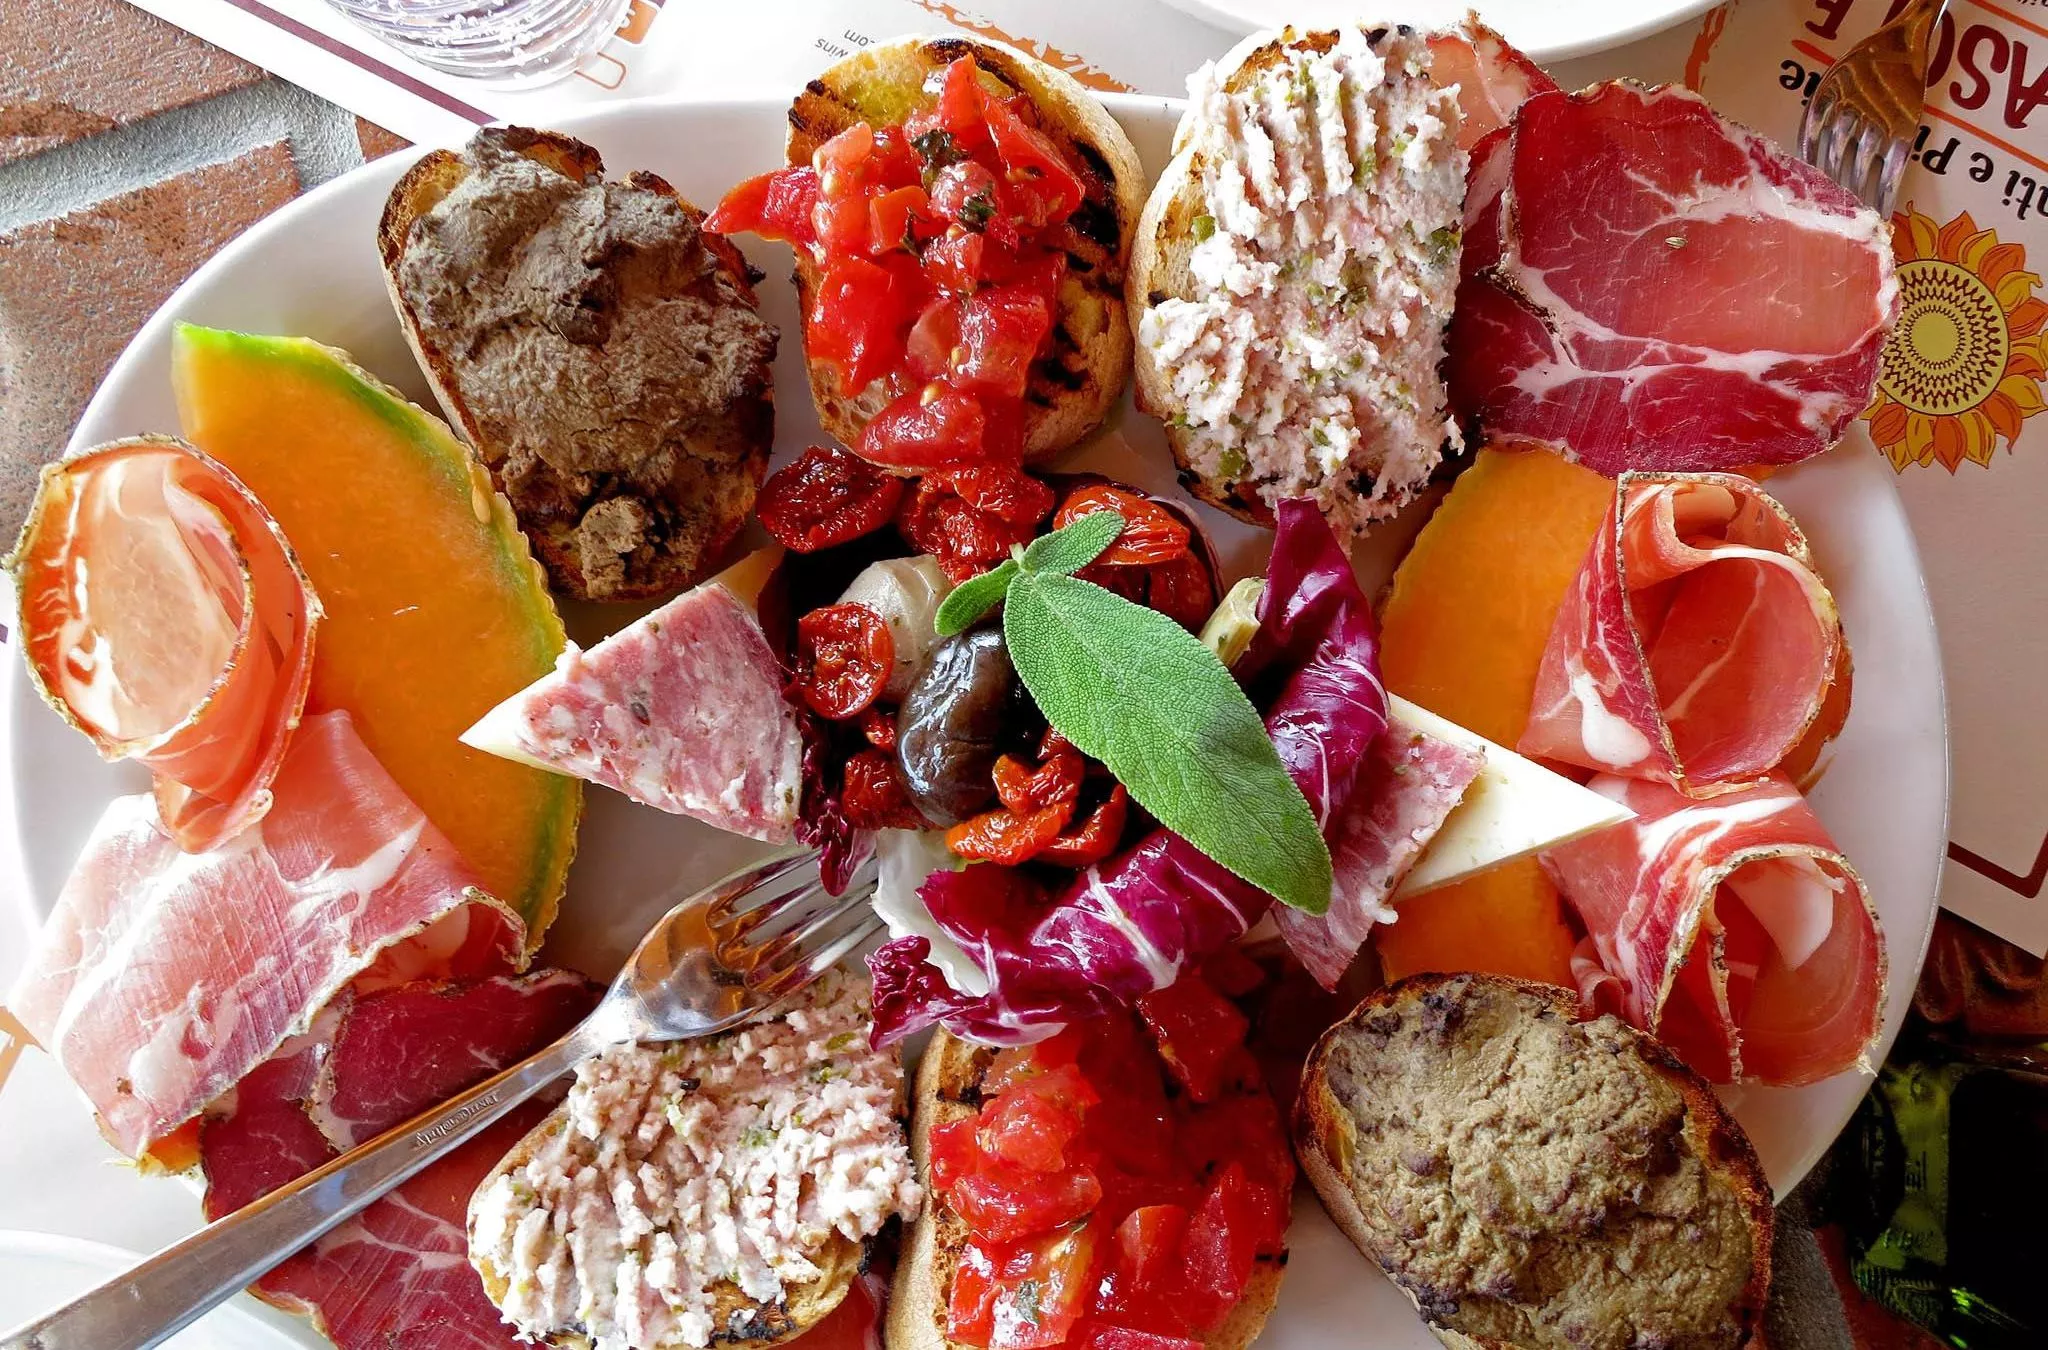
(895, 627), (1034, 826)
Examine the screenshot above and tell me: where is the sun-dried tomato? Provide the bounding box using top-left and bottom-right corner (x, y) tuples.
(842, 747), (929, 830)
(897, 466), (1055, 578)
(1039, 784), (1128, 867)
(1039, 726), (1076, 760)
(1145, 552), (1216, 633)
(947, 803), (1069, 865)
(1053, 484), (1191, 566)
(992, 749), (1084, 816)
(757, 446), (908, 553)
(796, 603), (894, 719)
(860, 704), (898, 750)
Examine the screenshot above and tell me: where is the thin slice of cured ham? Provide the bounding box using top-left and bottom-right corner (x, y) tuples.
(1544, 773), (1885, 1086)
(1274, 725), (1483, 989)
(12, 437), (321, 852)
(1445, 83), (1898, 473)
(870, 500), (1391, 1045)
(7, 710), (520, 1157)
(462, 566), (803, 842)
(1426, 17), (1557, 149)
(201, 972), (598, 1350)
(1519, 472), (1844, 797)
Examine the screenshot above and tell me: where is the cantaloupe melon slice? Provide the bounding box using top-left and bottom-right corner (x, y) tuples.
(1374, 447), (1614, 986)
(171, 326), (579, 942)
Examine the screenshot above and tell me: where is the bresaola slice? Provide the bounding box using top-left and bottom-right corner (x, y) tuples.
(201, 973), (598, 1350)
(1544, 775), (1884, 1086)
(462, 550), (803, 842)
(870, 501), (1400, 1043)
(1520, 472), (1844, 796)
(8, 710), (520, 1157)
(11, 437), (321, 853)
(1446, 83), (1898, 473)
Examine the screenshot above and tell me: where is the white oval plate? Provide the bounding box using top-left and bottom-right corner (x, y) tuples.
(9, 94), (1944, 1348)
(0, 1232), (306, 1348)
(1160, 0), (1723, 63)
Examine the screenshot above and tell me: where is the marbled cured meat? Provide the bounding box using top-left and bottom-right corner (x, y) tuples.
(7, 710), (520, 1157)
(11, 437), (321, 853)
(463, 573), (803, 842)
(1274, 725), (1484, 989)
(1544, 774), (1884, 1086)
(1446, 83), (1897, 473)
(1426, 17), (1557, 150)
(1519, 473), (1844, 797)
(200, 971), (598, 1350)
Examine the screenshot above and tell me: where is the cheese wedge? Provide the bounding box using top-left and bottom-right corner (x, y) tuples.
(1389, 695), (1633, 897)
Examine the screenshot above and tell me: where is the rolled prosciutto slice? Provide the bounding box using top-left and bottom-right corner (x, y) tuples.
(12, 437), (321, 852)
(1520, 472), (1844, 796)
(1546, 774), (1885, 1086)
(201, 972), (597, 1350)
(8, 710), (520, 1157)
(870, 501), (1392, 1044)
(1445, 82), (1897, 474)
(1426, 16), (1557, 149)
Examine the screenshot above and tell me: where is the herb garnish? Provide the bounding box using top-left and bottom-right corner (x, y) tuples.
(912, 128), (966, 173)
(934, 513), (1334, 914)
(1191, 213), (1216, 242)
(959, 186), (996, 232)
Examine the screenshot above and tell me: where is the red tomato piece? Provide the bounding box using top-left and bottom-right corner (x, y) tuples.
(1181, 1163), (1264, 1316)
(1075, 1325), (1204, 1350)
(1112, 1205), (1190, 1292)
(1141, 551), (1217, 633)
(1199, 946), (1268, 1000)
(904, 299), (963, 387)
(706, 167), (819, 247)
(978, 1064), (1095, 1173)
(946, 803), (1068, 866)
(860, 704), (897, 750)
(813, 121), (875, 185)
(953, 285), (1053, 401)
(809, 256), (919, 396)
(755, 446), (906, 553)
(841, 748), (928, 830)
(795, 603), (894, 720)
(1053, 485), (1192, 566)
(924, 231), (988, 294)
(986, 1221), (1100, 1350)
(981, 93), (1085, 225)
(948, 1157), (1103, 1244)
(871, 184), (941, 256)
(1136, 974), (1250, 1104)
(930, 160), (1003, 231)
(1038, 785), (1128, 867)
(861, 384), (997, 470)
(991, 750), (1083, 817)
(948, 1239), (1004, 1346)
(933, 55), (994, 151)
(930, 1115), (984, 1195)
(867, 124), (925, 189)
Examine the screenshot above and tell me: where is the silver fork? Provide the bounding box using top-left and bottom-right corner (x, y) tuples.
(1798, 0), (1950, 213)
(2, 847), (880, 1350)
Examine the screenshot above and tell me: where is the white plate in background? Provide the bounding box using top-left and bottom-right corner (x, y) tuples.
(9, 93), (1945, 1348)
(0, 1232), (305, 1348)
(1161, 0), (1722, 64)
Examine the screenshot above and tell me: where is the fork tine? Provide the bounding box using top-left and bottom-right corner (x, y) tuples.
(737, 879), (875, 973)
(756, 916), (886, 1001)
(1800, 87), (1837, 164)
(1852, 118), (1890, 209)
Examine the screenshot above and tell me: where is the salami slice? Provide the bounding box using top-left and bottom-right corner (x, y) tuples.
(1543, 774), (1885, 1086)
(1519, 472), (1844, 797)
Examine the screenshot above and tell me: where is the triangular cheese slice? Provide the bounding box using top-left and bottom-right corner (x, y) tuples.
(1391, 695), (1633, 897)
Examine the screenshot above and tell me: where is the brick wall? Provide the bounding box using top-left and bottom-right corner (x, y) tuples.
(0, 0), (408, 539)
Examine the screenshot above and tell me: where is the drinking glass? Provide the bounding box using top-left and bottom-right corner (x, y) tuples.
(323, 0), (634, 88)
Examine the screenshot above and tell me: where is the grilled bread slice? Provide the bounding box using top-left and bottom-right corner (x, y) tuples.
(379, 126), (776, 603)
(888, 1031), (1287, 1350)
(785, 36), (1142, 466)
(471, 1109), (863, 1350)
(1297, 974), (1773, 1350)
(1128, 26), (1466, 533)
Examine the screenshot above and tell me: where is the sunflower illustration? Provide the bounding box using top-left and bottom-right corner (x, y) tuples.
(1865, 206), (2048, 472)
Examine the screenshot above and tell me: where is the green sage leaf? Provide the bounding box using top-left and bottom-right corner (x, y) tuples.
(1021, 510), (1122, 576)
(934, 559), (1019, 637)
(1002, 571), (1333, 914)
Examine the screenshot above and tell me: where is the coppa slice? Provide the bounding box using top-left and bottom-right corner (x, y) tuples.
(1447, 83), (1897, 474)
(7, 710), (521, 1158)
(172, 326), (580, 939)
(10, 437), (320, 853)
(461, 546), (804, 841)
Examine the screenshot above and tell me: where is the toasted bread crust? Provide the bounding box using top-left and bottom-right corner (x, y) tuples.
(890, 1032), (1287, 1350)
(471, 1100), (862, 1350)
(379, 127), (774, 603)
(784, 36), (1142, 467)
(1295, 974), (1774, 1350)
